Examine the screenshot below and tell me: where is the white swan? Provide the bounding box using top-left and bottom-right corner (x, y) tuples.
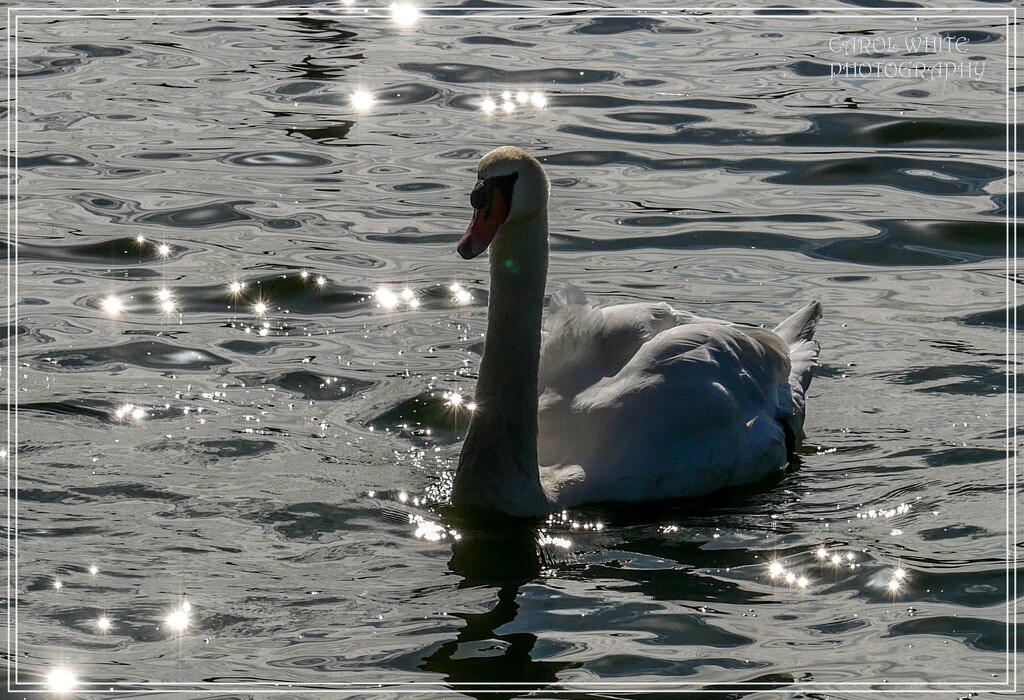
(452, 146), (822, 517)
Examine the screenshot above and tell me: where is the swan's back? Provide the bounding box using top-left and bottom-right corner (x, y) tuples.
(537, 291), (822, 507)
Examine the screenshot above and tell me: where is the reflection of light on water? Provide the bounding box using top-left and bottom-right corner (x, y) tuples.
(449, 283), (472, 305)
(253, 301), (268, 315)
(885, 566), (909, 595)
(350, 90), (376, 112)
(47, 667), (78, 695)
(115, 403), (146, 421)
(95, 615), (112, 632)
(538, 533), (572, 549)
(391, 2), (420, 27)
(500, 91), (516, 113)
(88, 565), (99, 576)
(401, 287), (421, 308)
(165, 608), (188, 631)
(548, 510), (604, 532)
(765, 559), (811, 590)
(375, 287), (399, 310)
(814, 547), (858, 571)
(101, 295), (124, 314)
(156, 288), (176, 313)
(374, 285), (423, 311)
(165, 600), (191, 633)
(228, 281), (245, 296)
(316, 275), (327, 288)
(53, 578), (63, 591)
(135, 234), (146, 244)
(411, 515), (443, 541)
(409, 514), (460, 542)
(444, 391), (463, 408)
(857, 502), (911, 519)
(479, 91), (547, 116)
(157, 243), (171, 258)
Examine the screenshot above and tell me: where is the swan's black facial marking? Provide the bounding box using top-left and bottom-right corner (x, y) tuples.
(470, 172), (519, 220)
(458, 171), (519, 259)
(469, 179), (488, 210)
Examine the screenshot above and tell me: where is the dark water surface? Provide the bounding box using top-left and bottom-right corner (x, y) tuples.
(7, 1), (1019, 697)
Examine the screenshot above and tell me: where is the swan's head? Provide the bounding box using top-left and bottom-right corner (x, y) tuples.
(457, 146), (549, 260)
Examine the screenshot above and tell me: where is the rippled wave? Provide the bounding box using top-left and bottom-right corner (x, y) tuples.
(11, 2), (1016, 695)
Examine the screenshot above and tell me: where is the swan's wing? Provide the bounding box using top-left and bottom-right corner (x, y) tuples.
(540, 286), (727, 401)
(543, 322), (795, 504)
(574, 323), (791, 418)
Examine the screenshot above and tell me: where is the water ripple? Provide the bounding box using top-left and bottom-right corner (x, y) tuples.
(220, 151), (335, 168)
(561, 112), (1006, 151)
(14, 6), (1011, 691)
(400, 61), (618, 85)
(37, 340), (230, 373)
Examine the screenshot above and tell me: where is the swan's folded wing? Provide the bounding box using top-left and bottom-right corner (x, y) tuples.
(540, 286), (727, 399)
(545, 323), (794, 503)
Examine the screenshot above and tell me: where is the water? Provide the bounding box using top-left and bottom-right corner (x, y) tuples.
(7, 2), (1018, 697)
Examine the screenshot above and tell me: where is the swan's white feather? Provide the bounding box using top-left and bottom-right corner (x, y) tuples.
(537, 287), (821, 507)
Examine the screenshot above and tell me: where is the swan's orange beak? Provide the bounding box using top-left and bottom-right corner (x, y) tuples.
(458, 190), (509, 260)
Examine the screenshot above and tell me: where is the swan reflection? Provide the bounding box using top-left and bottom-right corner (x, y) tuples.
(421, 522), (576, 696)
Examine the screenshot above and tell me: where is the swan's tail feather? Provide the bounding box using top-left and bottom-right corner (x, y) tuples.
(788, 337), (819, 394)
(773, 301), (823, 447)
(772, 300), (822, 345)
(775, 301), (822, 395)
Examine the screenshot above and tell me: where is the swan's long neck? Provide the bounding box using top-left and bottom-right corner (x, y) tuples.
(453, 211), (551, 517)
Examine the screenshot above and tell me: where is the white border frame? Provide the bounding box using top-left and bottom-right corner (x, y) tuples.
(4, 3), (1018, 695)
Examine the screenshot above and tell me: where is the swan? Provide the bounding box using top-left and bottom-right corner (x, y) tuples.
(452, 146), (822, 518)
